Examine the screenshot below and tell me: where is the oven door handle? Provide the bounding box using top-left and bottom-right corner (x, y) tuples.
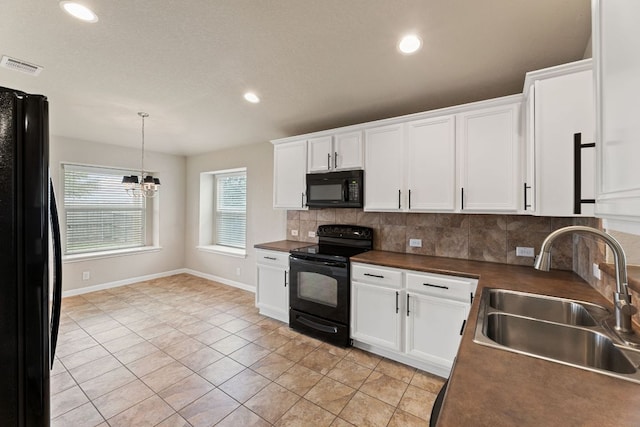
(290, 255), (346, 268)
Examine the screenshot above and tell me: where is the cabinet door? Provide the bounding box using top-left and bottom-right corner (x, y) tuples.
(535, 69), (595, 216)
(256, 264), (289, 323)
(351, 282), (402, 351)
(307, 136), (333, 173)
(406, 115), (456, 211)
(405, 293), (469, 369)
(594, 0), (640, 225)
(334, 131), (363, 170)
(458, 103), (521, 212)
(273, 141), (307, 209)
(364, 124), (404, 211)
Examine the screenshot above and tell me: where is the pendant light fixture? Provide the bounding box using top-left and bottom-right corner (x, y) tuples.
(122, 112), (161, 198)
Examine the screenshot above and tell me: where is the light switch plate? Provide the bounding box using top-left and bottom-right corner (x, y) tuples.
(409, 238), (422, 248)
(516, 247), (535, 257)
(308, 231), (316, 238)
(592, 263), (602, 280)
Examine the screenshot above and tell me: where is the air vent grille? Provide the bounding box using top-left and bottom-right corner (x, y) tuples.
(1, 55), (43, 76)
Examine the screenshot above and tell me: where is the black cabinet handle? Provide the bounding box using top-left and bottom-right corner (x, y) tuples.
(461, 187), (464, 210)
(364, 273), (384, 279)
(395, 291), (399, 314)
(264, 256), (277, 260)
(573, 133), (596, 214)
(460, 319), (467, 335)
(398, 189), (401, 209)
(284, 271), (288, 287)
(334, 152), (338, 169)
(408, 189), (412, 209)
(327, 153), (331, 170)
(524, 182), (532, 210)
(407, 294), (410, 317)
(423, 283), (449, 290)
(301, 192), (304, 208)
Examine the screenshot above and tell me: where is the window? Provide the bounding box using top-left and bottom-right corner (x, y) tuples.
(198, 167), (247, 257)
(215, 171), (246, 249)
(62, 164), (147, 255)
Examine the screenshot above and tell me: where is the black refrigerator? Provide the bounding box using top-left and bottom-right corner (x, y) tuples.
(0, 86), (62, 426)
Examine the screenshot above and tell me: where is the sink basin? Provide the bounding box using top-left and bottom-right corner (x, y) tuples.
(485, 313), (635, 374)
(488, 289), (609, 326)
(474, 288), (640, 383)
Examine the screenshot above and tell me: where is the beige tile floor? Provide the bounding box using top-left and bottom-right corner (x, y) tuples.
(51, 273), (445, 426)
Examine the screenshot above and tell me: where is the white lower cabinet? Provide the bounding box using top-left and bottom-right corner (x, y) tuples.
(405, 293), (469, 368)
(256, 249), (289, 323)
(351, 282), (402, 352)
(351, 262), (477, 376)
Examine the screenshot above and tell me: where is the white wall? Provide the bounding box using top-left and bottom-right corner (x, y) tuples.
(185, 142), (286, 289)
(51, 136), (186, 292)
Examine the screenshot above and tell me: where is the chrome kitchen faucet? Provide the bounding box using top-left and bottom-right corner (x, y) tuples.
(534, 226), (640, 346)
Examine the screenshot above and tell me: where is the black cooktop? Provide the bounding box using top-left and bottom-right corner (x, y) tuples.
(290, 244), (369, 261)
(289, 224), (373, 262)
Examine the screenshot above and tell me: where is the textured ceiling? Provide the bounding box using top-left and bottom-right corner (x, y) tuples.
(1, 0), (591, 156)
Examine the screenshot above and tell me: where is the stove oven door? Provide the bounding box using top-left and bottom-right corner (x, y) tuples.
(289, 255), (349, 325)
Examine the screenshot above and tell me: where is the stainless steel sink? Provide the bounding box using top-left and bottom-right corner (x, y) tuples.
(488, 289), (609, 326)
(474, 288), (640, 383)
(484, 313), (635, 374)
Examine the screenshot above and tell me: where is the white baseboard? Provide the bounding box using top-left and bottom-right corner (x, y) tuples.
(182, 268), (256, 293)
(62, 269), (187, 297)
(61, 268), (255, 297)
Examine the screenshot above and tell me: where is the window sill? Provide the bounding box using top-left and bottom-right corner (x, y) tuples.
(63, 246), (162, 263)
(197, 245), (247, 258)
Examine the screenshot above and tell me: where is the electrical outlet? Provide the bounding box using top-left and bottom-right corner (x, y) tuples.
(592, 263), (602, 280)
(409, 238), (422, 248)
(82, 271), (90, 280)
(291, 229), (299, 237)
(308, 231), (316, 238)
(516, 247), (535, 257)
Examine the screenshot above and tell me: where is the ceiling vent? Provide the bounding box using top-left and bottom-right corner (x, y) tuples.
(1, 55), (43, 76)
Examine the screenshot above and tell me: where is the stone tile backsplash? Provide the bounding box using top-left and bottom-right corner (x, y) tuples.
(286, 209), (593, 271)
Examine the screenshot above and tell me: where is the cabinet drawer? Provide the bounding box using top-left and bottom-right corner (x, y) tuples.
(406, 271), (477, 303)
(352, 263), (402, 289)
(256, 249), (290, 268)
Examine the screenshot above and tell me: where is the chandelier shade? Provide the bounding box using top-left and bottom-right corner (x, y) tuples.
(122, 112), (161, 198)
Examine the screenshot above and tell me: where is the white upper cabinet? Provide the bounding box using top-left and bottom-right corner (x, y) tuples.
(307, 136), (334, 173)
(334, 131), (364, 171)
(273, 140), (307, 209)
(593, 0), (640, 229)
(364, 124), (405, 211)
(307, 131), (363, 173)
(364, 116), (457, 212)
(523, 60), (595, 216)
(457, 100), (521, 212)
(406, 115), (457, 211)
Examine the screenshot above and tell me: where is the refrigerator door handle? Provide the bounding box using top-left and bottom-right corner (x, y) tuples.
(49, 179), (63, 366)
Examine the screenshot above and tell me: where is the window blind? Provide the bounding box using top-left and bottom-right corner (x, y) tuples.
(215, 171), (246, 249)
(63, 164), (146, 254)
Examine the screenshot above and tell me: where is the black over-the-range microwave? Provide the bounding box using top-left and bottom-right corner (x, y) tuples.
(305, 170), (363, 208)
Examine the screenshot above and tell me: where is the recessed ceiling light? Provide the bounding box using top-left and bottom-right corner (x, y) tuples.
(59, 1), (98, 23)
(244, 92), (260, 104)
(398, 34), (422, 55)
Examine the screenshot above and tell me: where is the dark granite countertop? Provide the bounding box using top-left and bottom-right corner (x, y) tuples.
(351, 250), (640, 426)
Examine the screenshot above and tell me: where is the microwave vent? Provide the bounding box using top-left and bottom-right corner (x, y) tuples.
(1, 55), (43, 76)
